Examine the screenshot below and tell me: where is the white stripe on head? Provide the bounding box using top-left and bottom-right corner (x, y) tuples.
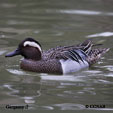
(24, 41), (42, 51)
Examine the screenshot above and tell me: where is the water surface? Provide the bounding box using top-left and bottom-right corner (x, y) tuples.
(0, 0), (113, 111)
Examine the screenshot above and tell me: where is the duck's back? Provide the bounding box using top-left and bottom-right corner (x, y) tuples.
(42, 40), (109, 66)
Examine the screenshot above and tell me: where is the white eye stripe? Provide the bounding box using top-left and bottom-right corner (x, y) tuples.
(24, 41), (42, 51)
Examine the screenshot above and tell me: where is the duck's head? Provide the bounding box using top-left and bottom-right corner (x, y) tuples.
(5, 38), (42, 60)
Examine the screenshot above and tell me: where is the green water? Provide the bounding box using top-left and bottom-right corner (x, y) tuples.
(0, 0), (113, 111)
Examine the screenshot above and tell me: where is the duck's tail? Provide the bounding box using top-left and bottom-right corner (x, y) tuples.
(86, 48), (110, 65)
(78, 39), (109, 65)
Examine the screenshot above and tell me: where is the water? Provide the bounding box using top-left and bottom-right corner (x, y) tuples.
(0, 0), (113, 111)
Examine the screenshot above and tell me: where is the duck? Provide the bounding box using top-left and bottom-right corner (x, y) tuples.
(5, 38), (109, 74)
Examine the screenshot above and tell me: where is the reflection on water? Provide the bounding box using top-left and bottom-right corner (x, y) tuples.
(2, 75), (41, 110)
(87, 32), (113, 38)
(54, 103), (85, 110)
(0, 50), (6, 55)
(7, 69), (30, 75)
(51, 9), (113, 16)
(0, 0), (113, 111)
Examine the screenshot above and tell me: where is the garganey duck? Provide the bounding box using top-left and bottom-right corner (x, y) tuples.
(5, 38), (109, 74)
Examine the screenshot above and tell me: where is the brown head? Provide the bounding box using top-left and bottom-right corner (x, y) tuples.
(5, 38), (42, 60)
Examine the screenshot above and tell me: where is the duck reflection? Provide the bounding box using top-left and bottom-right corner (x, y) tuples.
(3, 74), (41, 105)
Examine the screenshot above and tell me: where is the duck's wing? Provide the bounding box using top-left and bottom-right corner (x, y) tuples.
(43, 40), (93, 63)
(43, 39), (109, 66)
(54, 49), (88, 63)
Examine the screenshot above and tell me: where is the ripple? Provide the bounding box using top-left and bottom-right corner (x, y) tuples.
(54, 103), (85, 110)
(3, 84), (19, 93)
(7, 69), (30, 75)
(0, 3), (16, 8)
(0, 50), (6, 55)
(87, 32), (113, 38)
(47, 9), (113, 16)
(104, 73), (113, 77)
(98, 80), (113, 84)
(102, 65), (113, 71)
(24, 96), (35, 104)
(41, 75), (85, 82)
(59, 10), (101, 15)
(83, 87), (96, 95)
(0, 27), (31, 35)
(85, 70), (102, 74)
(42, 106), (54, 110)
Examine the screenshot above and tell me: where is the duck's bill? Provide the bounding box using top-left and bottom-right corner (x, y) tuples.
(5, 49), (20, 57)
